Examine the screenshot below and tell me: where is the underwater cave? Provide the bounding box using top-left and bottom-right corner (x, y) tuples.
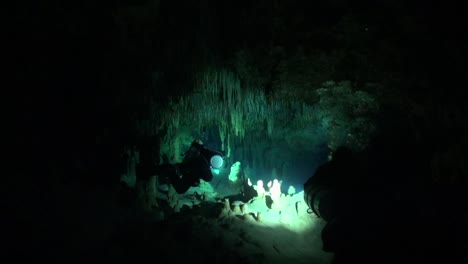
(10, 0), (467, 263)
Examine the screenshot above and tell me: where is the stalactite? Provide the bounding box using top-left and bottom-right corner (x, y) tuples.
(219, 124), (225, 152)
(227, 133), (231, 158)
(267, 115), (274, 137)
(173, 136), (181, 162)
(231, 108), (243, 137)
(281, 162), (288, 180)
(228, 72), (233, 108)
(272, 168), (278, 181)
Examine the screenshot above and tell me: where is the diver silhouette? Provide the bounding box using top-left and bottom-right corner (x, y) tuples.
(304, 139), (463, 264)
(304, 146), (371, 261)
(304, 146), (359, 221)
(154, 140), (224, 194)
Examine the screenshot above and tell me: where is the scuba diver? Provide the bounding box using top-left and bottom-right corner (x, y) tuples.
(303, 146), (358, 221)
(156, 140), (225, 194)
(303, 146), (365, 255)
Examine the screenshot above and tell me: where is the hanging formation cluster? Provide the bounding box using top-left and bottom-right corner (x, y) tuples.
(156, 67), (379, 167)
(158, 67), (277, 159)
